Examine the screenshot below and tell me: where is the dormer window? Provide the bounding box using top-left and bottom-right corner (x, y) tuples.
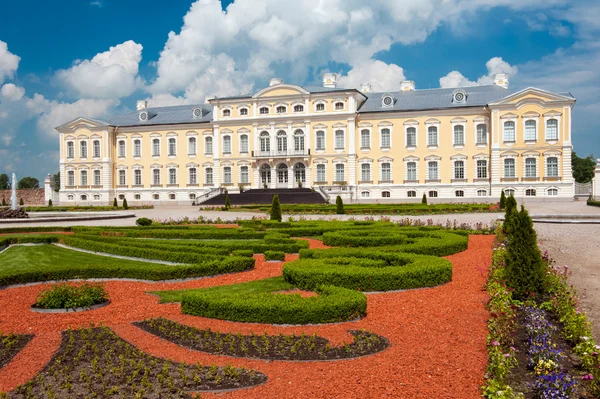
(382, 94), (394, 108)
(293, 104), (304, 112)
(335, 102), (344, 110)
(453, 89), (467, 104)
(239, 108), (248, 116)
(192, 107), (203, 119)
(259, 106), (269, 115)
(222, 109), (231, 117)
(276, 106), (287, 114)
(316, 103), (325, 112)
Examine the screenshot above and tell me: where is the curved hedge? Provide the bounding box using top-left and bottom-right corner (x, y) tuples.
(181, 284), (366, 324)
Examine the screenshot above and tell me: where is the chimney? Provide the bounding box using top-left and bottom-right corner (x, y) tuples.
(269, 78), (283, 86)
(359, 83), (372, 93)
(136, 100), (148, 110)
(322, 73), (337, 88)
(494, 73), (509, 89)
(400, 80), (415, 92)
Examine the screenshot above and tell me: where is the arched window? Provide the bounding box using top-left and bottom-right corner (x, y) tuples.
(334, 102), (344, 110)
(428, 190), (438, 198)
(169, 193), (176, 200)
(526, 188), (537, 197)
(239, 108), (248, 116)
(222, 109), (231, 117)
(546, 119), (558, 140)
(294, 105), (304, 112)
(316, 164), (326, 182)
(316, 103), (325, 112)
(81, 195), (88, 201)
(361, 191), (370, 198)
(204, 136), (213, 154)
(476, 124), (487, 144)
(455, 190), (464, 197)
(168, 138), (176, 156)
(335, 130), (344, 149)
(240, 166), (249, 183)
(316, 131), (325, 150)
(80, 170), (88, 186)
(548, 188), (558, 196)
(205, 167), (213, 184)
(118, 140), (126, 157)
(428, 126), (438, 146)
(406, 161), (417, 181)
(67, 194), (74, 201)
(525, 120), (537, 141)
(133, 139), (141, 157)
(504, 188), (515, 197)
(407, 190), (416, 198)
(361, 163), (371, 181)
(80, 141), (87, 158)
(152, 138), (160, 156)
(381, 191), (391, 198)
(294, 130), (304, 153)
(503, 121), (515, 142)
(259, 106), (269, 114)
(276, 106), (286, 114)
(189, 168), (197, 184)
(453, 125), (464, 146)
(240, 134), (249, 153)
(504, 158), (515, 178)
(260, 131), (270, 153)
(360, 129), (370, 149)
(454, 161), (465, 179)
(406, 127), (416, 147)
(428, 161), (439, 180)
(67, 170), (75, 186)
(93, 140), (101, 157)
(222, 136), (232, 154)
(381, 128), (391, 148)
(381, 163), (391, 181)
(94, 194), (101, 201)
(335, 163), (345, 182)
(93, 170), (101, 186)
(188, 137), (197, 155)
(294, 163), (306, 183)
(477, 189), (488, 197)
(276, 131), (287, 154)
(67, 141), (75, 158)
(153, 193), (160, 200)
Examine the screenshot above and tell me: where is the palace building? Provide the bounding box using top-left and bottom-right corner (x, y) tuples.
(55, 73), (576, 205)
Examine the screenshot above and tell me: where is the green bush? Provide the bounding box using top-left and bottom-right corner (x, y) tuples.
(336, 196), (344, 214)
(231, 249), (254, 258)
(1, 197), (5, 206)
(265, 250), (285, 261)
(181, 284), (366, 324)
(0, 226), (72, 234)
(34, 282), (108, 309)
(0, 234), (60, 250)
(588, 199), (600, 207)
(48, 199), (53, 207)
(122, 198), (128, 210)
(499, 190), (506, 210)
(225, 195), (231, 210)
(113, 198), (118, 207)
(136, 217), (152, 226)
(270, 195), (282, 222)
(19, 198), (24, 206)
(421, 193), (427, 205)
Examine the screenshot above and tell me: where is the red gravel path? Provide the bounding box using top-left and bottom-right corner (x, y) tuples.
(0, 235), (492, 398)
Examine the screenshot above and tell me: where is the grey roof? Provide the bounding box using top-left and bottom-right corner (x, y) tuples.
(108, 104), (212, 127)
(359, 85), (513, 113)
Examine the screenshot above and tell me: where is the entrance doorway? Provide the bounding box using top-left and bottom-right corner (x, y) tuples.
(260, 164), (271, 187)
(277, 163), (288, 188)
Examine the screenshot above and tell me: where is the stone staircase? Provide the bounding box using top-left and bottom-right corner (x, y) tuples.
(200, 188), (327, 206)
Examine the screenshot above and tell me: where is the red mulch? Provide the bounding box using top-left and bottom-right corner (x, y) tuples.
(0, 235), (493, 398)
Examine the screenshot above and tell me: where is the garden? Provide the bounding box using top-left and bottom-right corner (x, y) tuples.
(0, 205), (595, 398)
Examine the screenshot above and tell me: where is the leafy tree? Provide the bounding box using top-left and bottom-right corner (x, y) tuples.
(572, 152), (596, 183)
(499, 190), (506, 210)
(335, 195), (344, 215)
(225, 195), (231, 210)
(113, 198), (118, 207)
(53, 172), (60, 192)
(504, 206), (546, 299)
(0, 174), (9, 190)
(270, 194), (282, 222)
(122, 198), (128, 210)
(17, 176), (39, 189)
(421, 193), (427, 205)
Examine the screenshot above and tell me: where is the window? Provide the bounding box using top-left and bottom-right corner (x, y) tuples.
(453, 125), (464, 146)
(406, 127), (416, 147)
(546, 157), (559, 177)
(335, 130), (344, 149)
(428, 191), (438, 198)
(276, 131), (287, 153)
(168, 168), (176, 185)
(188, 137), (197, 155)
(222, 109), (231, 117)
(205, 168), (213, 184)
(294, 105), (304, 112)
(504, 189), (515, 197)
(525, 158), (537, 178)
(361, 191), (370, 198)
(223, 166), (232, 184)
(223, 136), (232, 154)
(335, 102), (344, 110)
(67, 171), (75, 186)
(189, 168), (197, 184)
(169, 194), (176, 200)
(428, 126), (438, 146)
(316, 103), (325, 111)
(189, 193), (196, 200)
(80, 170), (88, 186)
(406, 162), (417, 181)
(360, 129), (370, 148)
(94, 194), (101, 201)
(239, 108), (248, 116)
(294, 130), (304, 153)
(259, 107), (269, 114)
(205, 136), (213, 154)
(80, 141), (88, 158)
(118, 194), (125, 200)
(546, 119), (558, 140)
(381, 128), (391, 148)
(93, 140), (100, 157)
(407, 190), (416, 198)
(93, 170), (101, 186)
(548, 188), (558, 196)
(153, 169), (160, 185)
(81, 195), (87, 201)
(477, 189), (487, 197)
(526, 188), (537, 197)
(381, 163), (391, 181)
(118, 140), (125, 157)
(118, 170), (126, 186)
(382, 191), (391, 198)
(260, 132), (270, 152)
(134, 194), (141, 200)
(428, 161), (439, 180)
(67, 194), (74, 201)
(503, 121), (515, 142)
(133, 139), (141, 157)
(316, 131), (325, 150)
(454, 161), (465, 179)
(476, 124), (487, 145)
(525, 120), (537, 141)
(67, 142), (74, 158)
(240, 135), (249, 153)
(153, 194), (160, 200)
(152, 138), (160, 156)
(504, 158), (515, 178)
(361, 163), (371, 181)
(134, 169), (142, 185)
(276, 106), (286, 114)
(335, 164), (345, 182)
(477, 160), (488, 179)
(316, 164), (326, 182)
(455, 190), (464, 197)
(168, 138), (176, 156)
(240, 166), (249, 184)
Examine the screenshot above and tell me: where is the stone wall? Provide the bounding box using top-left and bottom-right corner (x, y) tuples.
(0, 188), (46, 206)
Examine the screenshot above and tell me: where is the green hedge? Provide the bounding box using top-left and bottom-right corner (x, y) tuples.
(265, 250), (285, 261)
(0, 226), (72, 234)
(239, 203), (497, 215)
(588, 199), (600, 207)
(231, 249), (254, 258)
(0, 235), (60, 253)
(181, 284), (366, 324)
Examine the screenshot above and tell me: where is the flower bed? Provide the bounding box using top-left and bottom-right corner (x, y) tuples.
(0, 334), (33, 369)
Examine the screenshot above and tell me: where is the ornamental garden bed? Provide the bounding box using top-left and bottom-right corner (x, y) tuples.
(0, 334), (33, 369)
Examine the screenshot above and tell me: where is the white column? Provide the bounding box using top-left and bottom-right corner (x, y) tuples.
(305, 121), (311, 154)
(288, 165), (294, 188)
(270, 123), (275, 156)
(593, 159), (600, 200)
(270, 166), (276, 189)
(287, 122), (293, 156)
(213, 126), (221, 186)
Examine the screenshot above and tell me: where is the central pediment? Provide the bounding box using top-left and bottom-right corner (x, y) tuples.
(253, 84), (310, 99)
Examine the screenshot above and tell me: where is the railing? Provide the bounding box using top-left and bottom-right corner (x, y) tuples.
(195, 187), (225, 205)
(252, 149), (310, 158)
(318, 186), (330, 203)
(575, 182), (592, 195)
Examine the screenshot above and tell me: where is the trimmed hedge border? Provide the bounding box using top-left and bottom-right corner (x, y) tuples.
(587, 199), (600, 207)
(265, 250), (285, 261)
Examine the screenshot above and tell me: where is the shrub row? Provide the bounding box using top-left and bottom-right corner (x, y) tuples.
(73, 227), (266, 240)
(22, 205), (153, 212)
(0, 226), (72, 234)
(587, 199), (600, 208)
(264, 250), (285, 261)
(239, 203), (496, 215)
(0, 235), (60, 249)
(34, 282), (108, 309)
(181, 284), (367, 324)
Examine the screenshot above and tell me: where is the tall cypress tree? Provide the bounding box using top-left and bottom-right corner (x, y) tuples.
(499, 190), (506, 210)
(270, 194), (282, 222)
(503, 195), (517, 234)
(225, 195), (231, 210)
(335, 195), (344, 215)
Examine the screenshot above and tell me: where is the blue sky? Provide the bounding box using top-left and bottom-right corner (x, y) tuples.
(0, 0), (598, 181)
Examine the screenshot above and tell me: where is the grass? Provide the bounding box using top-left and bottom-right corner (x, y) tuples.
(151, 277), (294, 303)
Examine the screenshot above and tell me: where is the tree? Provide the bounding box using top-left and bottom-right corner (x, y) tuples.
(48, 199), (53, 207)
(503, 194), (517, 234)
(336, 195), (344, 215)
(19, 198), (24, 206)
(113, 198), (118, 207)
(572, 152), (596, 183)
(499, 190), (506, 210)
(1, 197), (6, 206)
(17, 176), (39, 189)
(122, 198), (128, 210)
(225, 195), (231, 210)
(421, 193), (427, 205)
(0, 174), (9, 190)
(270, 195), (282, 222)
(53, 172), (60, 192)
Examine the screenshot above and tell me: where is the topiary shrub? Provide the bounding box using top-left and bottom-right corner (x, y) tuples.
(225, 195), (231, 210)
(503, 194), (517, 234)
(499, 190), (506, 210)
(336, 196), (344, 215)
(122, 198), (128, 210)
(19, 198), (24, 206)
(1, 197), (5, 206)
(136, 217), (152, 226)
(265, 250), (285, 261)
(421, 193), (427, 205)
(113, 198), (118, 207)
(232, 249), (254, 258)
(504, 206), (546, 299)
(270, 195), (282, 222)
(48, 199), (53, 207)
(34, 282), (108, 309)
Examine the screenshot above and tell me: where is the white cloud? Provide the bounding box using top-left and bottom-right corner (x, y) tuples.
(0, 40), (20, 84)
(89, 1), (103, 8)
(36, 97), (116, 138)
(439, 57), (518, 88)
(0, 83), (25, 101)
(55, 40), (143, 100)
(337, 60), (406, 92)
